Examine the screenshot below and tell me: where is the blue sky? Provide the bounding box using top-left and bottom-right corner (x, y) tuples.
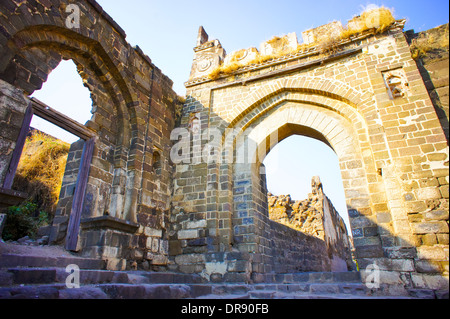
(95, 0), (449, 95)
(31, 0), (449, 229)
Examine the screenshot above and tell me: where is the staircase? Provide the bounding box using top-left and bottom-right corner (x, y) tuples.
(0, 247), (415, 299)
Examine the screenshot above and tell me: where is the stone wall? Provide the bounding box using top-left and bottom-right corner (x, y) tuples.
(268, 177), (354, 272)
(407, 24), (449, 141)
(268, 218), (332, 273)
(0, 81), (29, 184)
(0, 1), (448, 297)
(0, 0), (181, 270)
(176, 13), (449, 296)
(49, 139), (84, 244)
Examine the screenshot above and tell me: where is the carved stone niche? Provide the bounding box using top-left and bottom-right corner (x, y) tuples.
(382, 68), (410, 99)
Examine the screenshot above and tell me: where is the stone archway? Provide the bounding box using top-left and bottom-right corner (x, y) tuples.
(0, 1), (177, 269)
(226, 90), (373, 275)
(0, 0), (185, 272)
(2, 25), (141, 223)
(0, 19), (147, 229)
(176, 21), (448, 295)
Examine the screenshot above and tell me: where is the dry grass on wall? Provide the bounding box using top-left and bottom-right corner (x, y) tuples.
(208, 7), (396, 80)
(12, 130), (71, 218)
(410, 24), (449, 60)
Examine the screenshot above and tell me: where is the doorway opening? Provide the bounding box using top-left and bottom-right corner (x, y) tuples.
(263, 135), (349, 227)
(2, 60), (95, 251)
(262, 134), (355, 271)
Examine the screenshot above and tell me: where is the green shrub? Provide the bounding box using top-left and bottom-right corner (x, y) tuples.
(2, 202), (49, 241)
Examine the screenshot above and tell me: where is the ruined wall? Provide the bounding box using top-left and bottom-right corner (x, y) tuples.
(0, 1), (448, 296)
(0, 81), (29, 184)
(0, 0), (180, 270)
(407, 24), (449, 141)
(176, 11), (449, 296)
(268, 177), (353, 272)
(268, 219), (332, 273)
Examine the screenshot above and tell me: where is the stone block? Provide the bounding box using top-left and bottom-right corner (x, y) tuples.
(421, 234), (438, 246)
(415, 260), (442, 273)
(412, 221), (449, 234)
(376, 258), (416, 272)
(149, 255), (168, 266)
(437, 234), (449, 245)
(416, 187), (443, 200)
(355, 245), (384, 258)
(178, 229), (199, 240)
(383, 247), (417, 259)
(144, 227), (163, 238)
(169, 240), (182, 256)
(417, 246), (447, 260)
(411, 273), (449, 290)
(175, 254), (205, 265)
(185, 220), (207, 229)
(407, 289), (436, 299)
(425, 210), (449, 221)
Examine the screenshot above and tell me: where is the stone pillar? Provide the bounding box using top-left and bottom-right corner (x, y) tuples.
(0, 79), (29, 187)
(79, 216), (139, 271)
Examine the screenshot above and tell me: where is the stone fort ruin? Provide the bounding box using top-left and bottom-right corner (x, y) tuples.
(0, 0), (448, 299)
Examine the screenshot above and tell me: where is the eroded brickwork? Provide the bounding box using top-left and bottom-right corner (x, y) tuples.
(268, 177), (354, 272)
(0, 0), (181, 271)
(175, 17), (449, 295)
(0, 0), (448, 298)
(407, 24), (449, 141)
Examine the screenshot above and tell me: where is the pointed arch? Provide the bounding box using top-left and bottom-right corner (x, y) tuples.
(1, 24), (143, 224)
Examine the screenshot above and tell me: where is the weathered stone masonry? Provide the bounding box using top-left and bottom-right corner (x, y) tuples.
(0, 0), (181, 271)
(173, 19), (449, 295)
(0, 1), (448, 298)
(268, 177), (354, 273)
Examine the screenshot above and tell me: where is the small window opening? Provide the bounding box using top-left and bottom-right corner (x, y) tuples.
(152, 151), (162, 176)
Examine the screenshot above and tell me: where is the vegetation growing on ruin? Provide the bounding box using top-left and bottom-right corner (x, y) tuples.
(340, 7), (396, 39)
(2, 202), (49, 241)
(208, 7), (397, 80)
(410, 24), (449, 60)
(12, 130), (71, 221)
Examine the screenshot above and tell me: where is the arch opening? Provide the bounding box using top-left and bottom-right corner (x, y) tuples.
(229, 98), (365, 273)
(30, 60), (93, 143)
(7, 59), (95, 245)
(262, 134), (351, 233)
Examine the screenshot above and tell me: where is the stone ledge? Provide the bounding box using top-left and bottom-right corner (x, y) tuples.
(0, 188), (27, 210)
(81, 216), (139, 234)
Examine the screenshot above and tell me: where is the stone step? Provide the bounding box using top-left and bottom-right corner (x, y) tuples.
(0, 283), (417, 300)
(0, 268), (130, 286)
(0, 268), (205, 287)
(0, 254), (106, 270)
(207, 282), (369, 298)
(265, 271), (363, 284)
(0, 278), (420, 300)
(0, 283), (193, 300)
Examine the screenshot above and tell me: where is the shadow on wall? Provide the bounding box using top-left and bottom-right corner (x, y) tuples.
(348, 205), (449, 298)
(266, 177), (355, 273)
(172, 94), (448, 298)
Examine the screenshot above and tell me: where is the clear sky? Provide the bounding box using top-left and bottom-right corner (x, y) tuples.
(94, 0), (449, 95)
(31, 0), (449, 230)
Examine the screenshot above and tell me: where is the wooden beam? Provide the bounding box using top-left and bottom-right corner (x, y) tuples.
(2, 103), (33, 190)
(29, 98), (97, 251)
(31, 98), (96, 141)
(65, 137), (96, 251)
